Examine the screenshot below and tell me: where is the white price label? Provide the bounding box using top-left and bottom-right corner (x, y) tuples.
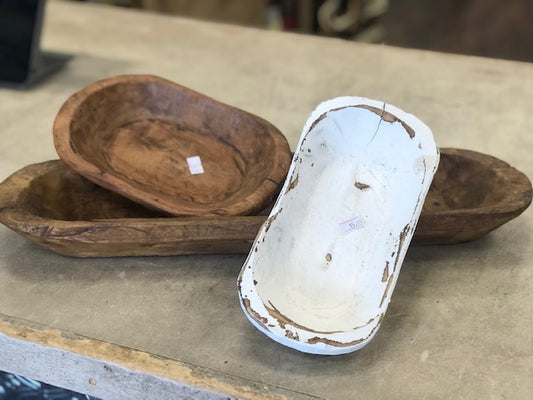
(187, 156), (204, 175)
(338, 217), (365, 235)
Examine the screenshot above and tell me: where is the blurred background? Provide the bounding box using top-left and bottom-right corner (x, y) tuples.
(77, 0), (533, 62)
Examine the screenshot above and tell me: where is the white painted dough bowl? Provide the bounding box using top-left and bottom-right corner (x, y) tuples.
(238, 97), (439, 355)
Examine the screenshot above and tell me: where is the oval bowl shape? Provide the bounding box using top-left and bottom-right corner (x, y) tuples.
(53, 75), (291, 217)
(238, 97), (440, 355)
(416, 147), (532, 244)
(0, 151), (529, 257)
(0, 160), (269, 257)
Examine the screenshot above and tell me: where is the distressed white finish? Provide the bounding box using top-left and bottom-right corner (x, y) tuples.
(238, 97), (439, 355)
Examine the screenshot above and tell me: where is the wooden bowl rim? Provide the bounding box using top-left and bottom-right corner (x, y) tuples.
(0, 152), (530, 255)
(0, 160), (267, 255)
(429, 147), (532, 217)
(52, 74), (291, 217)
(2, 150), (530, 222)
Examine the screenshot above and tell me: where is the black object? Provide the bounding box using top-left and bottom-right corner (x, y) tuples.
(0, 370), (100, 400)
(0, 0), (70, 88)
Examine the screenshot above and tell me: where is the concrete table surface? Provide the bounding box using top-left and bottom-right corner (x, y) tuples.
(1, 1), (532, 399)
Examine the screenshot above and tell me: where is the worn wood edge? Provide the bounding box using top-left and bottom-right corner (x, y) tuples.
(0, 160), (266, 256)
(1, 150), (531, 256)
(0, 162), (48, 211)
(428, 148), (532, 216)
(0, 314), (317, 400)
(0, 208), (265, 257)
(0, 210), (263, 257)
(414, 147), (532, 244)
(238, 97), (440, 355)
(52, 74), (291, 217)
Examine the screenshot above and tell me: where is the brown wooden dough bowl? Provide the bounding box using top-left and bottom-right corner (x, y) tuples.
(0, 149), (530, 257)
(53, 74), (291, 217)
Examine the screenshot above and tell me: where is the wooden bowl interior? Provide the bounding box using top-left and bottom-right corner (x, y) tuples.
(68, 79), (284, 209)
(19, 164), (165, 221)
(423, 151), (507, 212)
(15, 151), (512, 221)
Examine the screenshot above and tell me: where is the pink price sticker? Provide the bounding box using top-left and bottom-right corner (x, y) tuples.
(338, 217), (365, 235)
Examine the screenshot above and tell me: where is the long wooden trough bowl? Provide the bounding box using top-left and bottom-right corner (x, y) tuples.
(53, 74), (291, 217)
(0, 148), (531, 257)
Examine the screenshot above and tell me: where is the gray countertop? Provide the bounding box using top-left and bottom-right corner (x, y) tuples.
(0, 1), (532, 399)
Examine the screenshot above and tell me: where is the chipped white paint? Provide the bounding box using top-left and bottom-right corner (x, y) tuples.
(238, 97), (439, 355)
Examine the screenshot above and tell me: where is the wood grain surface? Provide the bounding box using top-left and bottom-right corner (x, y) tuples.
(0, 149), (529, 257)
(1, 1), (532, 398)
(53, 75), (291, 217)
(416, 148), (531, 244)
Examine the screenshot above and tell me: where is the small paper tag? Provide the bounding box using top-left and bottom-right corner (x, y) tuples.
(339, 217), (365, 235)
(187, 156), (204, 175)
